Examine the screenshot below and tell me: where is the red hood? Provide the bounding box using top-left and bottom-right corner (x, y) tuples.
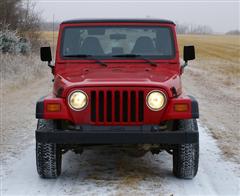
(64, 67), (174, 83)
(53, 63), (182, 97)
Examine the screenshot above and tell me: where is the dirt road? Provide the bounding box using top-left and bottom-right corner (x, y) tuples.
(1, 69), (239, 195)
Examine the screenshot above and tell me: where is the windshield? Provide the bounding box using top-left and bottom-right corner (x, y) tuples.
(61, 26), (175, 59)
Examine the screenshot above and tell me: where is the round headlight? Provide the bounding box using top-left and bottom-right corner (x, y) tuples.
(147, 90), (167, 111)
(68, 90), (88, 111)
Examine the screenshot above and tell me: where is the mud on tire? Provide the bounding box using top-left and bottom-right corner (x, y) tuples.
(36, 120), (62, 178)
(173, 119), (199, 179)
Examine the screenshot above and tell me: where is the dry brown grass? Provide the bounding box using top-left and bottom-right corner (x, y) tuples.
(41, 31), (59, 47)
(1, 31), (57, 92)
(178, 35), (240, 61)
(1, 54), (48, 91)
(178, 35), (240, 76)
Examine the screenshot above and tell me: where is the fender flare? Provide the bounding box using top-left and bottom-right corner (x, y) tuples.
(188, 95), (199, 119)
(36, 96), (46, 119)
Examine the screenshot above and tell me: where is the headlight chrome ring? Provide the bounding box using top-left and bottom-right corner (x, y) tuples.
(68, 90), (88, 111)
(146, 90), (167, 111)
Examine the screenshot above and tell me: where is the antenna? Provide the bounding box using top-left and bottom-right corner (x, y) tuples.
(52, 14), (55, 56)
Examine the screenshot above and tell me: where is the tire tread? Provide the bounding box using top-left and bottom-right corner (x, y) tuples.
(173, 119), (199, 179)
(36, 120), (62, 179)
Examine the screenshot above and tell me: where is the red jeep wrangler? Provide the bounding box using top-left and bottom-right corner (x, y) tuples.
(36, 19), (199, 179)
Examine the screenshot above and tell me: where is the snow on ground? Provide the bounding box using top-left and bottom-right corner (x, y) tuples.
(1, 124), (239, 196)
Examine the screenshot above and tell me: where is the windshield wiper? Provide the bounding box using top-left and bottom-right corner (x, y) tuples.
(112, 54), (158, 67)
(63, 54), (108, 67)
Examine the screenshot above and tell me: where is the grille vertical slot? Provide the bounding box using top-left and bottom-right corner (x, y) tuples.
(122, 91), (128, 122)
(138, 91), (144, 122)
(130, 91), (136, 121)
(107, 91), (112, 122)
(90, 91), (96, 121)
(114, 91), (120, 122)
(99, 91), (104, 122)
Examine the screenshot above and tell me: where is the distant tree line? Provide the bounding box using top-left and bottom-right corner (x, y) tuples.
(225, 30), (240, 35)
(176, 22), (240, 35)
(176, 22), (213, 34)
(0, 0), (41, 53)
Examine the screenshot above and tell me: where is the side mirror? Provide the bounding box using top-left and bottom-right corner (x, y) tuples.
(40, 47), (54, 73)
(40, 47), (52, 62)
(181, 45), (195, 74)
(183, 45), (195, 63)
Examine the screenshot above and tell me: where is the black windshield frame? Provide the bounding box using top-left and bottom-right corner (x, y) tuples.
(60, 26), (176, 60)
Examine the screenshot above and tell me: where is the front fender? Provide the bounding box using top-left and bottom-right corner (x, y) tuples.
(162, 95), (199, 120)
(36, 94), (71, 120)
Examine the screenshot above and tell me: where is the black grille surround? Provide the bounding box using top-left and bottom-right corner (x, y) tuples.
(90, 90), (144, 124)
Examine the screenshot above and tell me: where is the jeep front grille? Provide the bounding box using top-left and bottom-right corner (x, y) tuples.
(90, 90), (144, 123)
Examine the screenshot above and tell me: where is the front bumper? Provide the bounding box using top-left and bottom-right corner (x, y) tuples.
(36, 125), (198, 144)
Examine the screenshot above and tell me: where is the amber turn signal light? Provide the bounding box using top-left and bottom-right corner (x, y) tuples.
(46, 103), (61, 112)
(174, 103), (189, 112)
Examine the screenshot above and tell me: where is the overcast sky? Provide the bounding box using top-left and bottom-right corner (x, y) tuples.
(35, 0), (240, 33)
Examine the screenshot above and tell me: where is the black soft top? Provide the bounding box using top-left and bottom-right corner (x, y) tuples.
(61, 18), (175, 25)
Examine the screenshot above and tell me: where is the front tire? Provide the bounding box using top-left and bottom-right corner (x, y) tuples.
(36, 120), (62, 178)
(173, 119), (199, 179)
